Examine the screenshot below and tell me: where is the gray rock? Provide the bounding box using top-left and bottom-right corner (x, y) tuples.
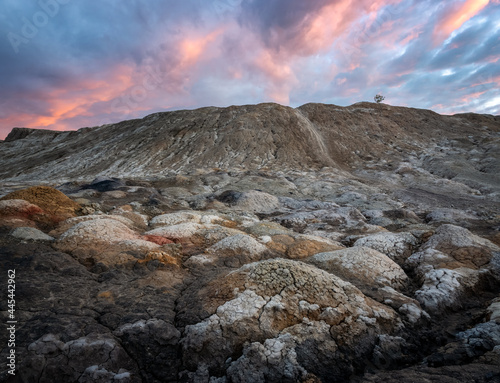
(11, 227), (54, 241)
(426, 208), (478, 225)
(353, 232), (419, 265)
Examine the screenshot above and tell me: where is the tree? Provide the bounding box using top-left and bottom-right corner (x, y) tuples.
(374, 94), (385, 103)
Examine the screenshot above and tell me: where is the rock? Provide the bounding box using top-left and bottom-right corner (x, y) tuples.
(380, 287), (429, 324)
(363, 209), (421, 229)
(150, 211), (203, 227)
(0, 198), (44, 217)
(243, 221), (293, 237)
(22, 333), (140, 383)
(268, 234), (344, 260)
(406, 225), (500, 313)
(426, 208), (478, 225)
(50, 214), (139, 238)
(150, 210), (231, 228)
(487, 298), (500, 322)
(217, 190), (281, 213)
(306, 246), (409, 292)
(195, 225), (248, 246)
(225, 332), (309, 383)
(425, 320), (500, 368)
(56, 219), (139, 250)
(10, 227), (54, 241)
(271, 207), (367, 233)
(111, 209), (149, 231)
(53, 219), (159, 267)
(360, 363), (500, 382)
(145, 223), (208, 242)
(277, 197), (340, 211)
(102, 190), (127, 199)
(0, 199), (44, 228)
(141, 234), (174, 245)
(214, 189), (243, 204)
(455, 321), (500, 359)
(206, 234), (269, 267)
(1, 103), (500, 382)
(372, 335), (419, 369)
(78, 366), (134, 383)
(419, 224), (499, 269)
(82, 177), (126, 192)
(0, 186), (81, 218)
(353, 232), (420, 265)
(113, 319), (181, 382)
(180, 258), (400, 381)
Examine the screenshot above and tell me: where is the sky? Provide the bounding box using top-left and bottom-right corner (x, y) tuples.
(0, 0), (499, 140)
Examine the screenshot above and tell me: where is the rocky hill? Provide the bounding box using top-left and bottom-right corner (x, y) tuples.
(1, 102), (499, 182)
(0, 103), (500, 383)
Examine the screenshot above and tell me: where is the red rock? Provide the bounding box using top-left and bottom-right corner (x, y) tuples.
(0, 199), (44, 218)
(0, 199), (45, 229)
(142, 235), (175, 245)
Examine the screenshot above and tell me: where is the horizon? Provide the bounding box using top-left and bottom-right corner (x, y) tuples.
(1, 0), (499, 140)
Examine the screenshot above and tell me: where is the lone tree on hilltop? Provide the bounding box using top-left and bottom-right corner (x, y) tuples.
(374, 94), (385, 103)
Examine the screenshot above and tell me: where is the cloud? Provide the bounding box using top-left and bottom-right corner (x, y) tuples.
(433, 0), (490, 45)
(0, 0), (499, 140)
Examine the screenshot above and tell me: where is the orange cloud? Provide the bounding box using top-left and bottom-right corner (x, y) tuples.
(264, 0), (400, 58)
(434, 0), (489, 44)
(1, 26), (227, 138)
(180, 29), (223, 67)
(0, 64), (136, 135)
(250, 1), (402, 104)
(42, 65), (135, 127)
(255, 50), (296, 104)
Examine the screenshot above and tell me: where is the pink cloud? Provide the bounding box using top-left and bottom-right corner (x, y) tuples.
(433, 0), (490, 45)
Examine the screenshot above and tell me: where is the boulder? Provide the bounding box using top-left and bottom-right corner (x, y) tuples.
(487, 297), (500, 322)
(354, 232), (420, 265)
(56, 219), (139, 251)
(0, 186), (80, 218)
(53, 219), (161, 267)
(306, 247), (409, 292)
(11, 227), (54, 242)
(243, 221), (293, 237)
(271, 207), (367, 233)
(216, 190), (281, 213)
(0, 199), (44, 229)
(150, 210), (232, 228)
(22, 333), (140, 383)
(50, 215), (139, 238)
(180, 259), (400, 381)
(81, 177), (126, 192)
(426, 208), (478, 225)
(266, 234), (344, 260)
(205, 234), (269, 267)
(145, 223), (208, 243)
(406, 225), (500, 313)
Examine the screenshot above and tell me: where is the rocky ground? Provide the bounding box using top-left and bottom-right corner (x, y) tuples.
(0, 103), (499, 382)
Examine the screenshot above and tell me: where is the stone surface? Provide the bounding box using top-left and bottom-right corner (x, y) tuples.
(0, 186), (80, 218)
(0, 199), (44, 229)
(180, 259), (399, 381)
(353, 232), (419, 265)
(306, 246), (409, 292)
(10, 227), (54, 242)
(205, 234), (269, 267)
(406, 224), (500, 313)
(217, 190), (281, 213)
